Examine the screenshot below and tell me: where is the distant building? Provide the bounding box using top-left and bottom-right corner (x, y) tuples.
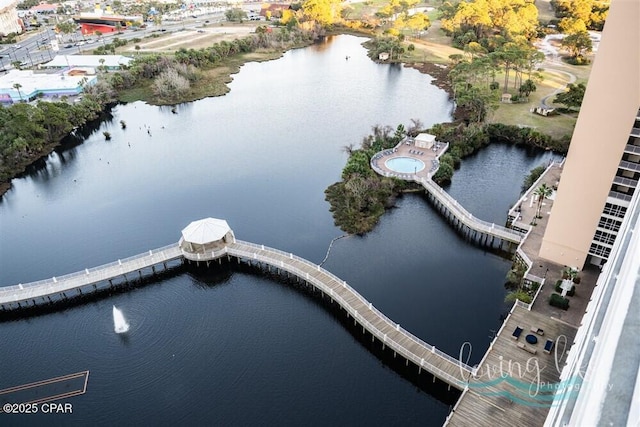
(28, 3), (58, 14)
(0, 0), (21, 36)
(73, 5), (143, 35)
(0, 69), (97, 103)
(42, 54), (133, 70)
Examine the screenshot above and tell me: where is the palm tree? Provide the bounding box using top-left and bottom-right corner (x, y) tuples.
(534, 183), (552, 219)
(12, 83), (23, 102)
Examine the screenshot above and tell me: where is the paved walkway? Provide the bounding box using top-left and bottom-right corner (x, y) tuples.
(509, 163), (598, 327)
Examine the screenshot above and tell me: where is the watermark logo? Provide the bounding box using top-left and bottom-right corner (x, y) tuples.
(453, 337), (611, 407)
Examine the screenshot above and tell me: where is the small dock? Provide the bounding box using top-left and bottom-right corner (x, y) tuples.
(0, 371), (89, 408)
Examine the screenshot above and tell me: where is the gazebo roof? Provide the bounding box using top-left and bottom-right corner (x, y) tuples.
(181, 218), (231, 245)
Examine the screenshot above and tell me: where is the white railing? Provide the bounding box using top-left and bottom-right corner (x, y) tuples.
(230, 241), (472, 383)
(2, 238), (473, 385)
(0, 243), (181, 296)
(371, 153), (523, 243)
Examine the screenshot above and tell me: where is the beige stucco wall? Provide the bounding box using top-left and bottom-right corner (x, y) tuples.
(539, 0), (640, 268)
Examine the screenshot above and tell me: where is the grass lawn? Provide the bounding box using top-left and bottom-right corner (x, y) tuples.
(402, 38), (462, 63)
(489, 67), (588, 139)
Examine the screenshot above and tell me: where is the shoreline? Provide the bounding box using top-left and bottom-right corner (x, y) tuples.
(0, 35), (452, 199)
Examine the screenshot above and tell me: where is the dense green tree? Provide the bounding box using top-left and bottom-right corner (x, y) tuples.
(521, 165), (546, 192)
(225, 8), (247, 22)
(561, 30), (592, 61)
(518, 79), (536, 97)
(554, 82), (586, 110)
(56, 22), (77, 37)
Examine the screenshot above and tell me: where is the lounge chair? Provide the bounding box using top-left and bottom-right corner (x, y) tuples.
(543, 339), (554, 354)
(512, 326), (523, 340)
(531, 327), (545, 336)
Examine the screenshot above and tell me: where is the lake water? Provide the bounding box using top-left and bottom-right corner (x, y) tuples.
(0, 35), (558, 426)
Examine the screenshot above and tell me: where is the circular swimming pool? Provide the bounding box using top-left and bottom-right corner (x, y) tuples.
(385, 157), (425, 174)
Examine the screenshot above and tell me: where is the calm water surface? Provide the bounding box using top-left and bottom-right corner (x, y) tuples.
(0, 35), (557, 426)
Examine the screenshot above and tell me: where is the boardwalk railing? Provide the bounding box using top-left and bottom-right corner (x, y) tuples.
(0, 244), (182, 304)
(2, 238), (473, 388)
(227, 240), (473, 386)
(371, 158), (523, 244)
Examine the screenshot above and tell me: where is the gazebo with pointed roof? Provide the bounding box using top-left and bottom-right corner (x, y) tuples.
(179, 218), (235, 253)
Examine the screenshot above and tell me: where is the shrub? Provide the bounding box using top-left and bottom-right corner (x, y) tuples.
(549, 293), (570, 310)
(505, 290), (532, 304)
(521, 165), (546, 193)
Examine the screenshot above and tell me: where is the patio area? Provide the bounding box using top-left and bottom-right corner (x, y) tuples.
(509, 162), (599, 327)
(371, 136), (447, 180)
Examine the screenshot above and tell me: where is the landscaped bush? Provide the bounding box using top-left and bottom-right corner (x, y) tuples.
(549, 293), (570, 310)
(554, 280), (575, 296)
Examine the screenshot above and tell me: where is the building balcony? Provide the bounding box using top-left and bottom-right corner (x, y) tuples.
(609, 190), (633, 202)
(619, 160), (640, 173)
(613, 176), (639, 188)
(631, 127), (640, 138)
(624, 144), (640, 155)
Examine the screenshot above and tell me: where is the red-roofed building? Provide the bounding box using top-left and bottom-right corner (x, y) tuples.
(29, 3), (58, 14)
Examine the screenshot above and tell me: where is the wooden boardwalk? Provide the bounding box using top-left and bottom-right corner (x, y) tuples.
(444, 305), (578, 426)
(226, 240), (474, 388)
(0, 244), (182, 306)
(0, 239), (473, 390)
(371, 154), (523, 245)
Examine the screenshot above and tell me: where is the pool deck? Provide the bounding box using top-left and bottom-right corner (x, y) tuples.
(375, 139), (447, 178)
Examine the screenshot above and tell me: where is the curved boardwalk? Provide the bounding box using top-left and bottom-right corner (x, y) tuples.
(371, 150), (523, 245)
(0, 240), (473, 390)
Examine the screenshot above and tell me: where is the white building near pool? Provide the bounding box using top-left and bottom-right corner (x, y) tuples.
(415, 133), (435, 149)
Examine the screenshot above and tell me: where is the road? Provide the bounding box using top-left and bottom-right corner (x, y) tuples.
(0, 11), (229, 70)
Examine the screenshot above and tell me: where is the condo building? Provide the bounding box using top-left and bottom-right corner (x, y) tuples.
(538, 0), (640, 270)
(542, 0), (640, 425)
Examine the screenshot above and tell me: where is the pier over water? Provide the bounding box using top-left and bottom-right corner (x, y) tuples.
(1, 218), (473, 391)
(371, 139), (525, 249)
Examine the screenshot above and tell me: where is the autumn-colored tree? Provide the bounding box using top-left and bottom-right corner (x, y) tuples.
(440, 0), (538, 46)
(302, 0), (343, 26)
(552, 0), (609, 31)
